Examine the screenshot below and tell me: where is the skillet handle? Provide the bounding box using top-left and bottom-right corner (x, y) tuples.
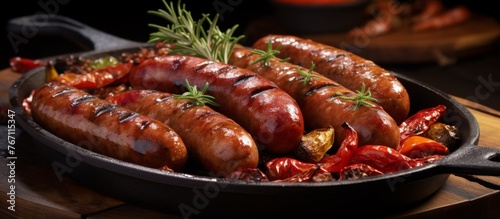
(436, 144), (500, 176)
(6, 14), (143, 52)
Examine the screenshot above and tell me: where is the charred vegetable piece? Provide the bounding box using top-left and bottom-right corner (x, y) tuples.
(225, 168), (269, 182)
(293, 127), (334, 163)
(45, 63), (59, 82)
(421, 122), (459, 148)
(339, 163), (383, 180)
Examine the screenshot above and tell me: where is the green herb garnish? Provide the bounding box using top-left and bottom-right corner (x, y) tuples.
(336, 83), (378, 110)
(297, 62), (319, 84)
(147, 0), (244, 64)
(174, 79), (219, 107)
(250, 40), (290, 67)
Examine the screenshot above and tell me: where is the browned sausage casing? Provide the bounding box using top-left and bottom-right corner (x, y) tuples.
(128, 55), (305, 154)
(106, 90), (259, 177)
(229, 46), (400, 149)
(253, 35), (411, 124)
(30, 82), (188, 171)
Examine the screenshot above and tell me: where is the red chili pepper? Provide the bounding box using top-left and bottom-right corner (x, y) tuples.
(398, 104), (447, 149)
(276, 165), (321, 182)
(51, 63), (133, 89)
(399, 136), (449, 158)
(348, 145), (414, 174)
(265, 157), (316, 181)
(319, 122), (358, 173)
(339, 163), (383, 180)
(9, 57), (45, 73)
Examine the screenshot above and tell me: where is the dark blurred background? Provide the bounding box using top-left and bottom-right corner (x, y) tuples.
(2, 0), (500, 110)
(1, 0), (273, 68)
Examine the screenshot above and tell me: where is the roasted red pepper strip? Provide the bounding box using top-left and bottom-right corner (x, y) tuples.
(10, 57), (45, 73)
(51, 63), (132, 89)
(319, 122), (358, 173)
(265, 157), (316, 181)
(276, 165), (321, 182)
(348, 145), (414, 173)
(399, 136), (449, 158)
(398, 104), (447, 148)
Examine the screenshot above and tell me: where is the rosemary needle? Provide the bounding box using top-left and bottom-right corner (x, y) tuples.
(336, 83), (378, 110)
(174, 79), (220, 107)
(147, 0), (244, 64)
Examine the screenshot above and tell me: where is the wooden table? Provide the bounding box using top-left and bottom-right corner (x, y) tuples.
(1, 67), (499, 219)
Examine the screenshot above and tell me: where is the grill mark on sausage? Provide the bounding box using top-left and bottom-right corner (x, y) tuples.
(118, 112), (139, 123)
(305, 84), (338, 96)
(217, 65), (237, 75)
(234, 74), (256, 86)
(52, 88), (74, 97)
(194, 110), (218, 121)
(250, 86), (276, 98)
(139, 120), (151, 130)
(94, 104), (119, 117)
(327, 92), (351, 102)
(171, 56), (186, 70)
(193, 61), (211, 73)
(71, 95), (97, 107)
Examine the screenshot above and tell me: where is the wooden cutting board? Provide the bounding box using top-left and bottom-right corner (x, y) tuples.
(244, 14), (500, 65)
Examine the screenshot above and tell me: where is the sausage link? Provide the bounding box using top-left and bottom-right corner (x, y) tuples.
(106, 90), (259, 176)
(30, 82), (188, 171)
(229, 46), (400, 149)
(253, 35), (411, 125)
(128, 55), (305, 154)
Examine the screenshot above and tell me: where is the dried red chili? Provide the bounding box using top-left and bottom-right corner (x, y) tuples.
(9, 57), (45, 73)
(348, 145), (414, 174)
(319, 122), (358, 173)
(265, 157), (316, 181)
(398, 104), (447, 148)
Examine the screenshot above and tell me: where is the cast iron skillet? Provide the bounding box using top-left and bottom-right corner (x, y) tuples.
(8, 15), (500, 218)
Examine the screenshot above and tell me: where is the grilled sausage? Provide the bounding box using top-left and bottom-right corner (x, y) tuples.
(253, 35), (411, 124)
(128, 55), (305, 154)
(229, 46), (400, 149)
(30, 82), (188, 171)
(106, 89), (259, 176)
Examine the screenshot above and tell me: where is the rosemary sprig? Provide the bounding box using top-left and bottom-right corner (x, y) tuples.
(250, 40), (290, 67)
(174, 79), (220, 107)
(297, 62), (319, 84)
(336, 83), (378, 110)
(147, 0), (244, 64)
